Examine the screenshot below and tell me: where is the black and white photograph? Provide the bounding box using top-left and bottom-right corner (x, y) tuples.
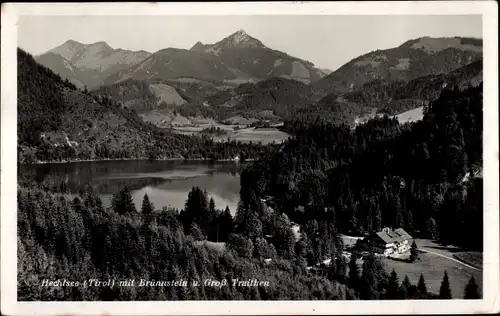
(1, 2), (498, 315)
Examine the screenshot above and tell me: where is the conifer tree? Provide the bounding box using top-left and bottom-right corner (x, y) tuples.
(424, 217), (438, 239)
(464, 276), (480, 299)
(219, 206), (234, 242)
(410, 240), (419, 262)
(439, 270), (452, 299)
(348, 254), (360, 290)
(184, 186), (209, 233)
(141, 193), (154, 215)
(395, 208), (405, 229)
(209, 197), (216, 215)
(402, 275), (412, 291)
(335, 256), (348, 283)
(190, 223), (205, 241)
(417, 274), (428, 297)
(397, 284), (408, 300)
(111, 188), (136, 215)
(386, 269), (400, 299)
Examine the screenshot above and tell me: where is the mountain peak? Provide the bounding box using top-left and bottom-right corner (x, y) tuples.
(216, 29), (265, 50)
(226, 29), (251, 45)
(235, 29), (247, 35)
(62, 39), (83, 47)
(88, 41), (113, 50)
(190, 41), (206, 52)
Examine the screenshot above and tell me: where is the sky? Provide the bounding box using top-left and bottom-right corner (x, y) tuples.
(18, 15), (482, 71)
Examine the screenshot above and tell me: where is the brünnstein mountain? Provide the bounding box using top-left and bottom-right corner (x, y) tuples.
(102, 29), (327, 86)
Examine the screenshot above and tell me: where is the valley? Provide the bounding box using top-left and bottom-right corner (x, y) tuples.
(33, 30), (482, 139)
(15, 17), (486, 303)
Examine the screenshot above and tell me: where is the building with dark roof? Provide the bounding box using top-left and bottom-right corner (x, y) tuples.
(361, 227), (413, 256)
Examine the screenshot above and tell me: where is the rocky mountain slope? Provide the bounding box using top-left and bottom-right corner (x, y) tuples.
(35, 52), (101, 89)
(102, 29), (327, 86)
(36, 40), (151, 89)
(17, 48), (216, 163)
(36, 35), (483, 130)
(314, 36), (482, 94)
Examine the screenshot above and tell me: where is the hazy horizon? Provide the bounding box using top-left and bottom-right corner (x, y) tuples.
(18, 15), (482, 71)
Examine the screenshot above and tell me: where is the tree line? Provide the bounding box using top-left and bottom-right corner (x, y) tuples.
(18, 183), (481, 300)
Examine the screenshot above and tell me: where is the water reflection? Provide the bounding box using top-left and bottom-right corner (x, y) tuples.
(19, 160), (244, 215)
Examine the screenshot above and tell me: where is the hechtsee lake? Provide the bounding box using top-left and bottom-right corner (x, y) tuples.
(19, 160), (245, 215)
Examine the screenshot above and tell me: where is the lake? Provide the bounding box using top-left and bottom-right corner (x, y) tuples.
(19, 160), (245, 215)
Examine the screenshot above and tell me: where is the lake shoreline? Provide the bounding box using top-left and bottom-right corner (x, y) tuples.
(20, 157), (256, 165)
(20, 159), (243, 216)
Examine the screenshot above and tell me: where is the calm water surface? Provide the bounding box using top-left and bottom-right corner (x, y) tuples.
(19, 160), (245, 215)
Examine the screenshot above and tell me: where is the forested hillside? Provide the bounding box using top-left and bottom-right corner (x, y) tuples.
(205, 77), (321, 120)
(19, 180), (460, 300)
(17, 48), (273, 163)
(342, 59), (483, 116)
(16, 33), (484, 302)
(314, 37), (482, 93)
(194, 58), (482, 126)
(241, 84), (483, 250)
(17, 57), (482, 302)
(93, 79), (161, 111)
(17, 186), (357, 301)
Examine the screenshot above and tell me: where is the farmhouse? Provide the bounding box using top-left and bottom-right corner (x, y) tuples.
(361, 227), (413, 257)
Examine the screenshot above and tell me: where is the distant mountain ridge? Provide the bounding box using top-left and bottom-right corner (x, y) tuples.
(19, 47), (162, 162)
(36, 40), (152, 89)
(36, 34), (483, 129)
(47, 39), (151, 72)
(204, 57), (483, 126)
(339, 58), (483, 116)
(190, 29), (267, 54)
(314, 36), (482, 94)
(35, 52), (101, 89)
(18, 48), (258, 163)
(102, 29), (327, 86)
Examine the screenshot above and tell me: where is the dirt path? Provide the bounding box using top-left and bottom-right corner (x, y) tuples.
(419, 248), (481, 271)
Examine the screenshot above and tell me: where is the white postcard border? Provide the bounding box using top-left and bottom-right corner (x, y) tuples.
(1, 1), (498, 315)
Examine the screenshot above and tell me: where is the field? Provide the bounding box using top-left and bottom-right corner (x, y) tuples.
(338, 236), (483, 298)
(393, 106), (424, 124)
(195, 241), (226, 252)
(174, 124), (290, 145)
(385, 239), (483, 299)
(213, 127), (289, 145)
(453, 252), (483, 270)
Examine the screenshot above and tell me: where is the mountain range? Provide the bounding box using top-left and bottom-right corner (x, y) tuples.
(36, 40), (151, 89)
(101, 29), (328, 86)
(36, 30), (328, 90)
(18, 48), (266, 164)
(32, 31), (482, 127)
(313, 36), (482, 93)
